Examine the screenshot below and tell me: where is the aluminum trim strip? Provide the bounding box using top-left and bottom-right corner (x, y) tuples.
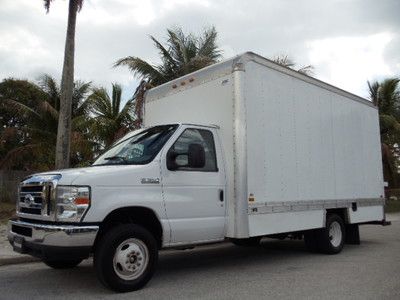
(248, 198), (384, 215)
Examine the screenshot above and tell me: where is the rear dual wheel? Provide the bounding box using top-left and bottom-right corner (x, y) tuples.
(304, 214), (345, 254)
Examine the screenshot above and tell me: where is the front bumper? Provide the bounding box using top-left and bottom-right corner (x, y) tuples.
(8, 219), (99, 259)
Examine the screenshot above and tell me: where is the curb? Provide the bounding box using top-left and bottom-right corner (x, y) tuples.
(0, 255), (39, 267)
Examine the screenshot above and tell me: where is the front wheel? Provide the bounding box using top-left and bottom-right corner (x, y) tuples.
(94, 224), (158, 292)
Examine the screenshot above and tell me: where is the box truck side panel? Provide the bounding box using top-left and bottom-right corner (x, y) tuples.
(144, 73), (238, 235)
(249, 210), (324, 236)
(348, 206), (384, 223)
(244, 60), (384, 236)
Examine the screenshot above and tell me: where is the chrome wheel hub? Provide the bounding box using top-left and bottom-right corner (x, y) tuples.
(113, 238), (149, 280)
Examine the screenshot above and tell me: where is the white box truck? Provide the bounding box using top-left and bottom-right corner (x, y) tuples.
(8, 52), (388, 292)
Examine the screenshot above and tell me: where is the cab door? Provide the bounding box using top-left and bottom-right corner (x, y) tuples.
(160, 126), (226, 245)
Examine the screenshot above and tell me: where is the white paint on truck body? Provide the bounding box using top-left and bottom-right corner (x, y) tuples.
(145, 52), (385, 241)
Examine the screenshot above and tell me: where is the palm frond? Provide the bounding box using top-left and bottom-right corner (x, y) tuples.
(273, 55), (295, 68)
(368, 80), (380, 107)
(43, 0), (54, 13)
(150, 35), (177, 70)
(2, 98), (41, 119)
(76, 0), (84, 12)
(167, 28), (188, 66)
(297, 65), (314, 76)
(114, 26), (223, 128)
(0, 143), (43, 169)
(379, 114), (400, 133)
(44, 0), (84, 13)
(114, 57), (165, 84)
(197, 26), (222, 61)
(87, 87), (112, 117)
(39, 100), (59, 120)
(379, 78), (400, 108)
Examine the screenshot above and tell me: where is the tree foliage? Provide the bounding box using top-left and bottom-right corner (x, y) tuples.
(273, 54), (314, 75)
(115, 26), (222, 127)
(0, 76), (96, 169)
(115, 26), (222, 86)
(368, 78), (400, 187)
(87, 83), (136, 148)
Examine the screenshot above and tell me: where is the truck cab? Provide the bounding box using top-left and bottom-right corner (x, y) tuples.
(8, 123), (226, 292)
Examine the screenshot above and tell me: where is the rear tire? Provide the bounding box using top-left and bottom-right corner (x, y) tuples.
(94, 224), (158, 292)
(318, 214), (345, 254)
(43, 258), (82, 269)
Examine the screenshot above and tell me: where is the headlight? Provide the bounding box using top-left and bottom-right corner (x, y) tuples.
(56, 186), (90, 222)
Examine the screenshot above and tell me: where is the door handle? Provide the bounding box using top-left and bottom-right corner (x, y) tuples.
(219, 189), (224, 202)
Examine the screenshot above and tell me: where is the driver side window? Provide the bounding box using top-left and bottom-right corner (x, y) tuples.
(168, 128), (218, 172)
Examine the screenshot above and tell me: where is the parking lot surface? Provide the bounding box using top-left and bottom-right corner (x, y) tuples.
(0, 216), (399, 300)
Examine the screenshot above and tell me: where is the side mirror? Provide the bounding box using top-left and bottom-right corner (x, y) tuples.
(187, 143), (205, 168)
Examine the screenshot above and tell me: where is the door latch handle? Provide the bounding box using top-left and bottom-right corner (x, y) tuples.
(219, 190), (224, 202)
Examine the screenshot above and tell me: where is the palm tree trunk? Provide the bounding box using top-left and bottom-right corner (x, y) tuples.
(55, 0), (78, 169)
(133, 80), (147, 128)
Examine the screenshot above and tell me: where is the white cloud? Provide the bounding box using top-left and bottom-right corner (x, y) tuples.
(307, 32), (394, 97)
(80, 0), (156, 26)
(0, 0), (399, 101)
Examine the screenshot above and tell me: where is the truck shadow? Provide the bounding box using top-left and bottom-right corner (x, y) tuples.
(157, 239), (309, 273)
(4, 238), (371, 296)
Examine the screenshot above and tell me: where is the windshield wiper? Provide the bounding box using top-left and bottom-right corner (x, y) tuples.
(103, 156), (128, 164)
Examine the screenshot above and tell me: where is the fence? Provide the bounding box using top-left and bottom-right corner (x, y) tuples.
(0, 170), (32, 203)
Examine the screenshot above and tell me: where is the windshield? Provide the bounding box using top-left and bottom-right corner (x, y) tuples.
(93, 124), (178, 166)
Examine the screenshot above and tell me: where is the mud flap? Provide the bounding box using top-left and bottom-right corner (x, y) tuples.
(345, 224), (360, 245)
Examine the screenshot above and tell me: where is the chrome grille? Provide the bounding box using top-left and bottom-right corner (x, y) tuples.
(16, 174), (60, 221)
(19, 185), (45, 215)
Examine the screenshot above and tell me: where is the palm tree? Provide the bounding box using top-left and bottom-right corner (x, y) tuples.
(114, 26), (222, 126)
(87, 84), (136, 148)
(368, 78), (400, 187)
(0, 75), (92, 170)
(273, 54), (314, 75)
(0, 79), (47, 169)
(43, 0), (84, 169)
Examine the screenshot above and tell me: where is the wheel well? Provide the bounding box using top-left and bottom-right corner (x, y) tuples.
(95, 207), (163, 249)
(326, 208), (348, 224)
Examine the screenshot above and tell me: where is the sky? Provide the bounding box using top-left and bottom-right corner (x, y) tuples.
(0, 0), (399, 102)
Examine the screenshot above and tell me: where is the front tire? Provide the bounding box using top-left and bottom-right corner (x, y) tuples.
(94, 224), (158, 292)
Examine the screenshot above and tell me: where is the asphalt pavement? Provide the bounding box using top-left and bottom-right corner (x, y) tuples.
(0, 216), (399, 300)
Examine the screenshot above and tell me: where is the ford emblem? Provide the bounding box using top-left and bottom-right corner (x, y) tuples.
(24, 194), (35, 206)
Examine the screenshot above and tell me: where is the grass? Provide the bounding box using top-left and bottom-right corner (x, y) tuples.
(386, 199), (400, 213)
(0, 202), (16, 224)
